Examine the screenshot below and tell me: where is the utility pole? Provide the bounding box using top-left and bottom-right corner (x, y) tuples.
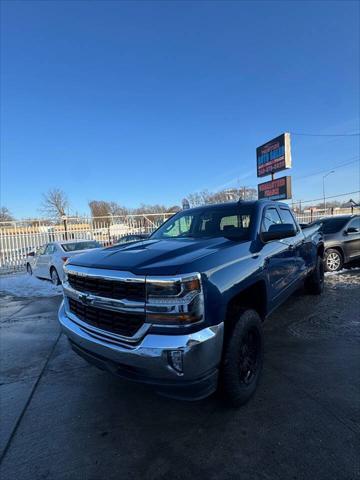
(322, 171), (335, 212)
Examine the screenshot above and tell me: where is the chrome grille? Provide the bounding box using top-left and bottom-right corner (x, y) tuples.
(68, 273), (145, 301)
(68, 298), (145, 337)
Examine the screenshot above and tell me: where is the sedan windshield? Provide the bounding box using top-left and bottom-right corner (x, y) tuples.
(151, 204), (254, 240)
(61, 241), (100, 252)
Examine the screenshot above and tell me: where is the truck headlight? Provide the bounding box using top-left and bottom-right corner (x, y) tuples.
(146, 273), (204, 325)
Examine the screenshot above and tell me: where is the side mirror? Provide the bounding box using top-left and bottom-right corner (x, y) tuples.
(345, 227), (359, 234)
(262, 223), (297, 242)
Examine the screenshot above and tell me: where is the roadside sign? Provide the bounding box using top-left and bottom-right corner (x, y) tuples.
(256, 133), (292, 178)
(258, 176), (292, 201)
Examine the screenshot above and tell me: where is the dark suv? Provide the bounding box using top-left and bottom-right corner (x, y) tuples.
(310, 215), (360, 272)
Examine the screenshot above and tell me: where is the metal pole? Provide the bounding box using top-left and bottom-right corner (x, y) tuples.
(63, 217), (68, 240)
(322, 171), (335, 213)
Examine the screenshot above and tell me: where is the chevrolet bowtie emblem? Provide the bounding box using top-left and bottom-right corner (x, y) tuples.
(78, 293), (93, 306)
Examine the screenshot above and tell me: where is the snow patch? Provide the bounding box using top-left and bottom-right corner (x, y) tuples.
(325, 267), (360, 277)
(0, 273), (62, 298)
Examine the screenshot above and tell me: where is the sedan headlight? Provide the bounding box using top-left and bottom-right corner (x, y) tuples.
(145, 273), (204, 325)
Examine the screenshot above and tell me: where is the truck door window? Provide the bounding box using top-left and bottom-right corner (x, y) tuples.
(262, 208), (282, 232)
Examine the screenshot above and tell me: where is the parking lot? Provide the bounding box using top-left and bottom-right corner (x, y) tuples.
(0, 270), (359, 480)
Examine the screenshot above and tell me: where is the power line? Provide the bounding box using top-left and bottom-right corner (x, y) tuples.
(294, 157), (360, 180)
(291, 132), (360, 137)
(296, 191), (360, 205)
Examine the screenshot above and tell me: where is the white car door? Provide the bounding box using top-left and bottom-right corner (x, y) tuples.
(32, 244), (47, 277)
(51, 243), (66, 282)
(38, 243), (55, 279)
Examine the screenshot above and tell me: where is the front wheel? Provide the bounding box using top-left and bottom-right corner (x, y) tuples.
(324, 249), (343, 272)
(220, 309), (264, 407)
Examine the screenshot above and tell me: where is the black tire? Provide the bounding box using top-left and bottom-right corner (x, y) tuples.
(50, 267), (61, 286)
(305, 255), (324, 295)
(220, 309), (264, 407)
(324, 248), (343, 272)
(26, 263), (32, 275)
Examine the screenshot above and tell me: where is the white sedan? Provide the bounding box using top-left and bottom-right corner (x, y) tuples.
(26, 240), (101, 285)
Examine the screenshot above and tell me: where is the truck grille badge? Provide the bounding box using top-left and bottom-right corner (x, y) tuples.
(78, 293), (93, 306)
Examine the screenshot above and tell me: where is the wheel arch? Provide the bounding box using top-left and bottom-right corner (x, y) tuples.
(325, 245), (344, 260)
(224, 280), (267, 336)
(317, 242), (325, 258)
(49, 265), (59, 278)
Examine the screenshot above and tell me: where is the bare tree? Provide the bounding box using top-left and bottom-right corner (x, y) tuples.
(187, 190), (211, 207)
(89, 200), (179, 221)
(0, 207), (14, 222)
(108, 201), (129, 216)
(88, 200), (111, 218)
(187, 187), (257, 207)
(41, 189), (69, 219)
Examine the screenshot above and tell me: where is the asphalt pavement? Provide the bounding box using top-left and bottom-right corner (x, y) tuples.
(0, 271), (359, 480)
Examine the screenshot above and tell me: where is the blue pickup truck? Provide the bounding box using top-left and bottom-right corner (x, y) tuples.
(58, 200), (324, 406)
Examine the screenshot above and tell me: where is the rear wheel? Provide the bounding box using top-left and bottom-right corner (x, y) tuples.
(26, 263), (32, 275)
(50, 267), (61, 286)
(220, 309), (263, 407)
(305, 254), (324, 295)
(324, 248), (343, 272)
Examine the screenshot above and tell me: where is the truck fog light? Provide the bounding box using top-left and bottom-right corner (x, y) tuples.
(167, 350), (183, 374)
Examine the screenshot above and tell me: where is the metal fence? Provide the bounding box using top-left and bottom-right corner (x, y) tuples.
(0, 213), (174, 273)
(295, 206), (360, 224)
(0, 207), (359, 274)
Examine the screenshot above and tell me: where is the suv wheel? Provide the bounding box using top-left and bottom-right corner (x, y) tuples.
(324, 248), (343, 272)
(305, 254), (324, 295)
(50, 267), (61, 286)
(220, 309), (263, 407)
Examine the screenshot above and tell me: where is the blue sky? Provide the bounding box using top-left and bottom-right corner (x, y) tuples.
(1, 0), (359, 218)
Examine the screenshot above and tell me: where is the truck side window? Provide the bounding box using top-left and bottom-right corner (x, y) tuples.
(262, 208), (282, 232)
(279, 208), (298, 231)
(220, 215), (251, 231)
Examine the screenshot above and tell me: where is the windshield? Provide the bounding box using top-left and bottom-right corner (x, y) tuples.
(61, 241), (100, 252)
(312, 217), (350, 234)
(151, 204), (254, 240)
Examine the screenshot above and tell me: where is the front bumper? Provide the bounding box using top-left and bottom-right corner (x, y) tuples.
(58, 301), (224, 400)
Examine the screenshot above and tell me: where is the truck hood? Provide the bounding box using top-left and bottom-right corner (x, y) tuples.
(67, 237), (246, 275)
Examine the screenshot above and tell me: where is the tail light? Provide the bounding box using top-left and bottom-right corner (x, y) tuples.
(61, 257), (69, 262)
